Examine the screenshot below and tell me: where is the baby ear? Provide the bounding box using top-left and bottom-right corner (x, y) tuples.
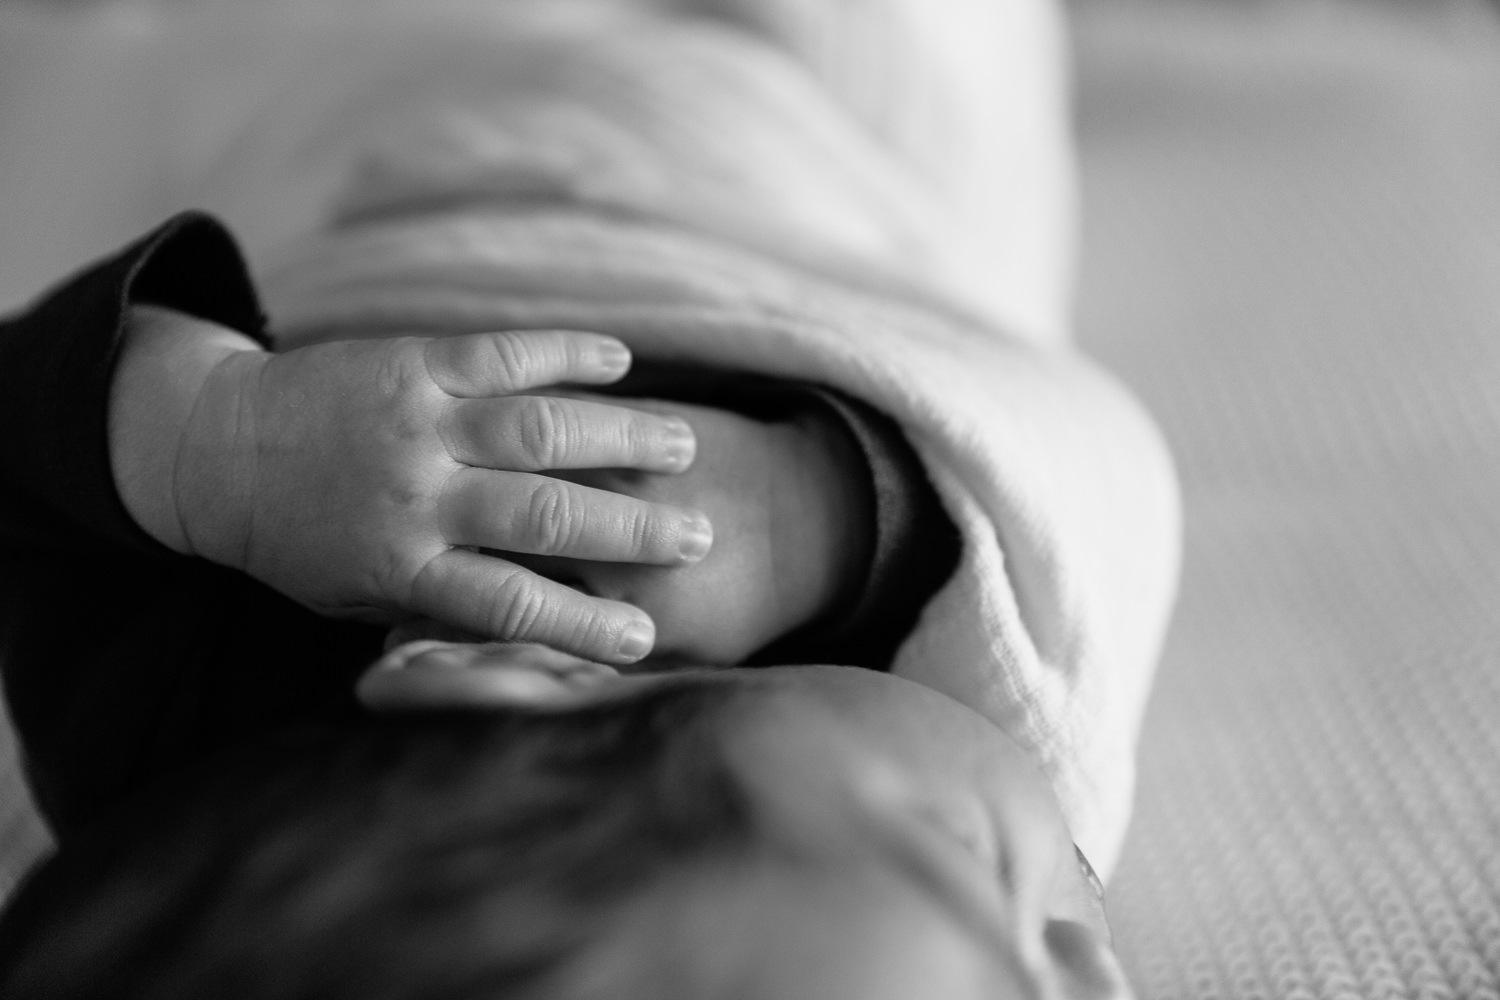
(1043, 919), (1134, 1000)
(357, 641), (626, 712)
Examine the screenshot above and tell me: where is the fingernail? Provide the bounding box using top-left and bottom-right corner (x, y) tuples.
(677, 512), (713, 562)
(597, 339), (631, 378)
(662, 417), (696, 471)
(617, 621), (654, 662)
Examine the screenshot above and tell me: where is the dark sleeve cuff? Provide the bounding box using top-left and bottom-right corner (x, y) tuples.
(0, 212), (267, 558)
(746, 386), (961, 671)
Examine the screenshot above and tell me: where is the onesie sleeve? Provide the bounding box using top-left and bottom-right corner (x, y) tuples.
(0, 215), (382, 843)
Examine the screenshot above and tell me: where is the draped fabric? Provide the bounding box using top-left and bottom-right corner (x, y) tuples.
(1074, 1), (1500, 994)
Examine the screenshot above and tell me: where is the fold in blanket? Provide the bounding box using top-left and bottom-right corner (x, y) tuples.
(229, 1), (1179, 875)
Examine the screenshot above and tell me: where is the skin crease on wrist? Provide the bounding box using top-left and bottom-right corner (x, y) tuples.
(109, 304), (265, 557)
(358, 648), (1136, 1000)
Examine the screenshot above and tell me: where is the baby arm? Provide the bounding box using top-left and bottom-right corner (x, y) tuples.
(109, 305), (715, 664)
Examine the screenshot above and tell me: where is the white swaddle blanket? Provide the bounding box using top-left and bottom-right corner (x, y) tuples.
(160, 0), (1179, 874)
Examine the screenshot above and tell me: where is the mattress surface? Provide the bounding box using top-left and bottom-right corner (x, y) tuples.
(1072, 2), (1500, 996)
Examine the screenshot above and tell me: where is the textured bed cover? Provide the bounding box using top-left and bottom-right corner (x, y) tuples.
(1074, 1), (1500, 997)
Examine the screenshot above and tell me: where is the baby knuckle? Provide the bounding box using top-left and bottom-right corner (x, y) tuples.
(621, 505), (665, 558)
(406, 551), (451, 613)
(478, 334), (530, 385)
(524, 480), (578, 554)
(487, 572), (548, 639)
(516, 397), (570, 469)
(375, 339), (425, 395)
(434, 404), (466, 457)
(369, 542), (414, 595)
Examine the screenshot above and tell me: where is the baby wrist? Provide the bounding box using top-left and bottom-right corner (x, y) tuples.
(110, 304), (267, 560)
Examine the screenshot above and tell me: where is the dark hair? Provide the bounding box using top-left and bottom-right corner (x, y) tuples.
(0, 682), (759, 1000)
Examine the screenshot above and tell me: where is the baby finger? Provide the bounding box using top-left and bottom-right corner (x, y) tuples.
(408, 548), (656, 663)
(422, 330), (631, 397)
(444, 395), (696, 473)
(441, 468), (714, 566)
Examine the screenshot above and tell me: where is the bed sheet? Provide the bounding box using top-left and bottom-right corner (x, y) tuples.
(1072, 1), (1500, 996)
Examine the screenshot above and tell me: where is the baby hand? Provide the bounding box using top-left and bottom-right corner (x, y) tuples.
(115, 307), (712, 663)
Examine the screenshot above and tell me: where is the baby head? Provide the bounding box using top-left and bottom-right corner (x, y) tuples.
(0, 649), (1129, 999)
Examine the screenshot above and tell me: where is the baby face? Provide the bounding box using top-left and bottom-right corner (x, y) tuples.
(705, 667), (1127, 1000)
(360, 645), (1132, 999)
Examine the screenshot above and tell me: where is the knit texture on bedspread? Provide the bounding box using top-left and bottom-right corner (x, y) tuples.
(1073, 2), (1500, 997)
